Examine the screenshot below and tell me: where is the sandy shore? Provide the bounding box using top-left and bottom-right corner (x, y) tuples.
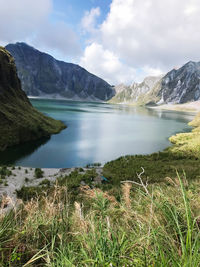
(0, 166), (103, 214)
(150, 101), (200, 113)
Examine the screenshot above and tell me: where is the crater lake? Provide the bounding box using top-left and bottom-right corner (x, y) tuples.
(0, 99), (194, 168)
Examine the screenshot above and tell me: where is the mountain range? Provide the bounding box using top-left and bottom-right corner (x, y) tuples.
(6, 43), (115, 102)
(110, 62), (200, 105)
(5, 42), (200, 105)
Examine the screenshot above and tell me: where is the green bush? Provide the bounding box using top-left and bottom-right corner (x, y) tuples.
(39, 179), (51, 187)
(0, 166), (12, 177)
(34, 168), (44, 178)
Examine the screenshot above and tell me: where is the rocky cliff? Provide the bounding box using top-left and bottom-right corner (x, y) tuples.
(0, 47), (65, 151)
(158, 61), (200, 104)
(6, 42), (115, 101)
(110, 76), (163, 104)
(111, 61), (200, 105)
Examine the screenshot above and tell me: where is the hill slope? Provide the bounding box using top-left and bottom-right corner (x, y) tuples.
(158, 61), (200, 104)
(111, 61), (200, 105)
(6, 42), (115, 102)
(110, 75), (163, 104)
(0, 47), (65, 151)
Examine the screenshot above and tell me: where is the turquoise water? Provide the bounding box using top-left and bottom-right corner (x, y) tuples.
(0, 99), (194, 168)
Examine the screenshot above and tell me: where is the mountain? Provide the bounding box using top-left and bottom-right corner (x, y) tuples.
(0, 47), (65, 151)
(110, 75), (163, 104)
(158, 61), (200, 104)
(111, 61), (200, 105)
(5, 42), (115, 101)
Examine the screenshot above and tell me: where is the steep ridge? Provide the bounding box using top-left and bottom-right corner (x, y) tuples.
(158, 61), (200, 104)
(110, 75), (163, 104)
(111, 61), (200, 105)
(6, 42), (115, 102)
(0, 47), (65, 151)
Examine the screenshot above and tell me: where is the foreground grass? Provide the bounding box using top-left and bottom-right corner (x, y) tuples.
(1, 172), (200, 266)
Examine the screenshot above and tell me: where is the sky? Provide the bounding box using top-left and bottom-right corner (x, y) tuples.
(0, 0), (200, 85)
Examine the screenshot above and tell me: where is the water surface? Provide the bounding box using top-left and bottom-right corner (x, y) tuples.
(0, 99), (194, 168)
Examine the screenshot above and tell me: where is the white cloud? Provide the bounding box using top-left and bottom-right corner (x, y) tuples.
(100, 0), (200, 68)
(81, 0), (200, 84)
(80, 42), (137, 85)
(141, 66), (163, 78)
(0, 0), (81, 59)
(32, 21), (81, 59)
(81, 7), (101, 33)
(0, 0), (51, 42)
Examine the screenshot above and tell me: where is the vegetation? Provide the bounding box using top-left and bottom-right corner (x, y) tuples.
(39, 179), (51, 187)
(1, 109), (200, 265)
(0, 166), (12, 177)
(169, 112), (200, 158)
(0, 46), (66, 151)
(34, 168), (44, 179)
(1, 172), (200, 266)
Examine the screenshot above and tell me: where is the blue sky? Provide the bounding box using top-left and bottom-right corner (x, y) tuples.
(0, 0), (200, 85)
(50, 0), (112, 51)
(52, 0), (111, 26)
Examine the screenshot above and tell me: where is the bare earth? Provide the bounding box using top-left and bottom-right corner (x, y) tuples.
(0, 167), (73, 214)
(0, 166), (103, 214)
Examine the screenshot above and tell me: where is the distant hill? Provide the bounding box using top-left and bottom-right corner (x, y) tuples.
(0, 47), (65, 151)
(6, 42), (115, 102)
(157, 61), (200, 104)
(110, 75), (163, 105)
(111, 61), (200, 105)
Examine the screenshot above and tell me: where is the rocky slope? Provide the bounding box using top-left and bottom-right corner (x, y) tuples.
(0, 47), (65, 151)
(110, 75), (163, 104)
(158, 61), (200, 104)
(6, 42), (115, 101)
(111, 61), (200, 105)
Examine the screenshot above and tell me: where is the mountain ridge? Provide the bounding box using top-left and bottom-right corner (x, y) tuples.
(111, 61), (200, 105)
(5, 42), (115, 102)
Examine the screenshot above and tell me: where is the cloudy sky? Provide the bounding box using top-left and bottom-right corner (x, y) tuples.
(1, 0), (200, 85)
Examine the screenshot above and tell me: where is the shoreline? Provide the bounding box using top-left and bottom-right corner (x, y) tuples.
(1, 100), (199, 213)
(148, 101), (200, 113)
(0, 166), (103, 214)
(30, 96), (200, 114)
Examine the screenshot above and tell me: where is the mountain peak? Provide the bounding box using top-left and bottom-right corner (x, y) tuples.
(5, 43), (115, 101)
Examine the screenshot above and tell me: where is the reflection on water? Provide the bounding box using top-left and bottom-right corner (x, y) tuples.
(0, 99), (194, 168)
(0, 137), (49, 165)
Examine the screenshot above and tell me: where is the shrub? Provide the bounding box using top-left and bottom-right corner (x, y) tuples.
(0, 167), (12, 177)
(39, 179), (51, 187)
(25, 177), (29, 183)
(34, 168), (44, 178)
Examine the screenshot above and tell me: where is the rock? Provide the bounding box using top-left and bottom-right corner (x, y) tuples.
(110, 75), (163, 104)
(158, 61), (200, 104)
(110, 61), (200, 105)
(6, 42), (115, 102)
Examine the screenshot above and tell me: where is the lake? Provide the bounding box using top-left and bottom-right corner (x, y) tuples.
(0, 99), (194, 168)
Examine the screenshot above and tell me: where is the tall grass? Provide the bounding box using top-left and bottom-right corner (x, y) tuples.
(0, 172), (200, 266)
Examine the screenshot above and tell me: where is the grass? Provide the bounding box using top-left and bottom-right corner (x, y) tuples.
(0, 46), (66, 151)
(1, 172), (200, 266)
(1, 106), (200, 265)
(168, 112), (200, 158)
